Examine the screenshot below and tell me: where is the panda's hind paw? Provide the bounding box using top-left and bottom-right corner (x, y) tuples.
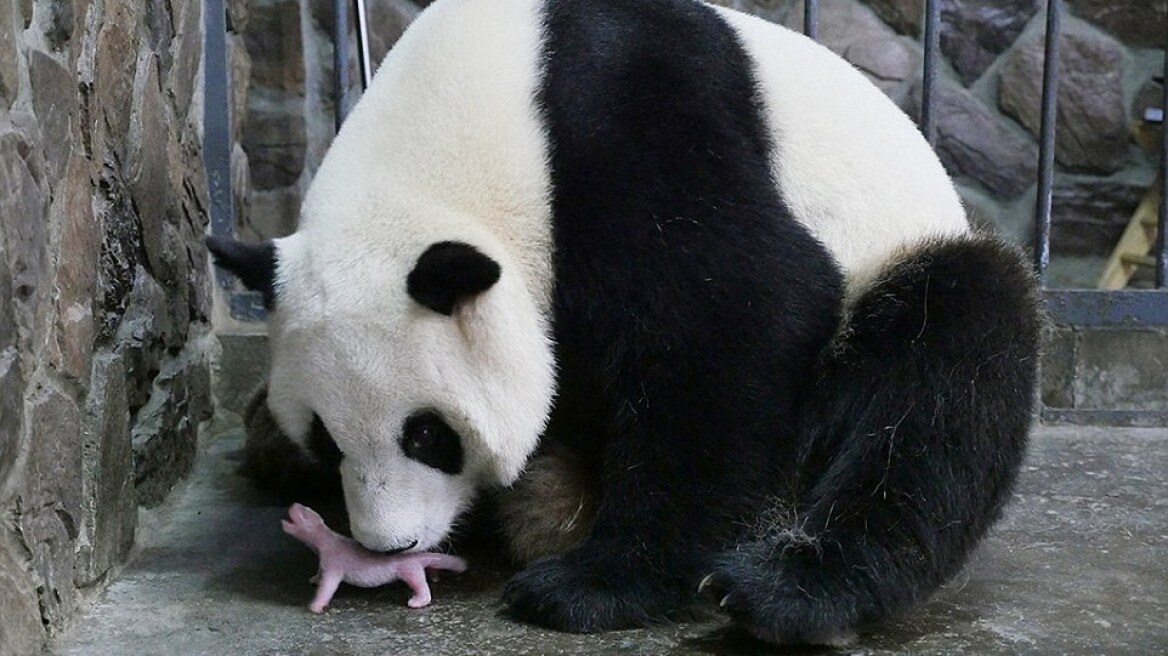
(701, 545), (857, 646)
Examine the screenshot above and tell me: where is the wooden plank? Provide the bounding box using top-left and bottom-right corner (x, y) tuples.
(1097, 177), (1162, 289)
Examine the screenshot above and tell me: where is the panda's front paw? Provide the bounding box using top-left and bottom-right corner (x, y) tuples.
(502, 553), (661, 633)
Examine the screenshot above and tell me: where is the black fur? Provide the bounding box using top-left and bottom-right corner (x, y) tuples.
(240, 387), (343, 504)
(504, 0), (844, 633)
(701, 235), (1041, 643)
(206, 236), (279, 309)
(407, 241), (502, 315)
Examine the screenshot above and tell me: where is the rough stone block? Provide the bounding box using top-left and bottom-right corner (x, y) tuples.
(144, 0), (175, 77)
(41, 0), (75, 48)
(1066, 0), (1167, 49)
(784, 0), (920, 102)
(999, 29), (1129, 174)
(243, 91), (307, 190)
(240, 185), (300, 240)
(214, 332), (270, 413)
(28, 49), (76, 178)
(0, 347), (23, 502)
(93, 0), (140, 155)
(19, 384), (85, 630)
(0, 122), (51, 354)
(96, 176), (144, 342)
(367, 0), (421, 67)
(115, 265), (172, 412)
(1074, 329), (1168, 411)
(246, 0), (305, 92)
(228, 33), (253, 142)
(940, 0), (1039, 86)
(132, 341), (211, 507)
(128, 52), (180, 284)
(0, 529), (45, 654)
(50, 153), (100, 385)
(909, 81), (1038, 199)
(1051, 178), (1152, 256)
(75, 353), (136, 587)
(167, 0), (202, 121)
(227, 0), (250, 33)
(0, 0), (20, 110)
(859, 0), (922, 37)
(1040, 326), (1075, 409)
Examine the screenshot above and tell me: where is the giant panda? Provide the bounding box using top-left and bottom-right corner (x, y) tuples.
(208, 0), (1040, 644)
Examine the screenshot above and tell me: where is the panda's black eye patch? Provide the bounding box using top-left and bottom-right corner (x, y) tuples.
(401, 412), (464, 475)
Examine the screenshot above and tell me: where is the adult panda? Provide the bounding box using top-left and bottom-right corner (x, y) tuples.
(208, 0), (1040, 644)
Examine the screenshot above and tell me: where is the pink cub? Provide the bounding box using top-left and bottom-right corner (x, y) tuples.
(281, 503), (468, 612)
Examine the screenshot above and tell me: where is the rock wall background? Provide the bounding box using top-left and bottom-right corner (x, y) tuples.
(237, 0), (1165, 288)
(0, 0), (212, 652)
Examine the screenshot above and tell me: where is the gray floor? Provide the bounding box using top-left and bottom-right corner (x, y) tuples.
(50, 417), (1168, 655)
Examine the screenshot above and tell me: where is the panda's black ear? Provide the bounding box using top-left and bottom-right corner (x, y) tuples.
(206, 236), (279, 309)
(407, 241), (501, 315)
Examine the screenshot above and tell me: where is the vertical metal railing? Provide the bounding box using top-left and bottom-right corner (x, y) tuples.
(1033, 0), (1061, 287)
(919, 0), (940, 147)
(802, 0), (817, 42)
(334, 0), (372, 131)
(1158, 58), (1168, 288)
(355, 0), (373, 90)
(204, 0), (265, 319)
(333, 0), (350, 131)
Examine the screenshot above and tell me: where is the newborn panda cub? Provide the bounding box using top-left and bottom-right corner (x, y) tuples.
(283, 503), (467, 612)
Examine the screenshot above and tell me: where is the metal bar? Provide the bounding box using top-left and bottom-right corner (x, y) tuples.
(334, 0), (350, 131)
(203, 0), (236, 294)
(803, 0), (817, 41)
(1043, 289), (1168, 327)
(1157, 47), (1167, 287)
(920, 0), (940, 146)
(1041, 409), (1168, 428)
(355, 0), (373, 89)
(1033, 0), (1061, 285)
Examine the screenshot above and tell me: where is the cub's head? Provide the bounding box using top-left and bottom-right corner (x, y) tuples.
(208, 231), (555, 553)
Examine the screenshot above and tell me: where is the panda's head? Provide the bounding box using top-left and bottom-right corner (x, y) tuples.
(208, 227), (555, 553)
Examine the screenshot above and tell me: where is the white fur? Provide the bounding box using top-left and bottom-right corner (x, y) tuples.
(713, 6), (970, 291)
(264, 0), (555, 552)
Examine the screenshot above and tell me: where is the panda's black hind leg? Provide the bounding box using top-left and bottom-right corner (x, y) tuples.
(702, 235), (1041, 644)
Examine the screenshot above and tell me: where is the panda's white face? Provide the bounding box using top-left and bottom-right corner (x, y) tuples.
(260, 231), (556, 553)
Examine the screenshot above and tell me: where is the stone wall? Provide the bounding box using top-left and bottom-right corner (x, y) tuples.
(0, 0), (212, 652)
(236, 0), (1164, 290)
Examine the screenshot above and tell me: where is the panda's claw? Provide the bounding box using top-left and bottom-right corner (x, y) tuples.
(719, 594), (732, 608)
(697, 573), (715, 594)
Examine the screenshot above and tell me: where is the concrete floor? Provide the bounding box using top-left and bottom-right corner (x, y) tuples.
(50, 417), (1168, 656)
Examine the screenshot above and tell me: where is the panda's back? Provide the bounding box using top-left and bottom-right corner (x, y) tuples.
(305, 0), (967, 298)
(715, 7), (969, 285)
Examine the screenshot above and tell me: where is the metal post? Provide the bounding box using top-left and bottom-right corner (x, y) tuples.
(1157, 51), (1167, 287)
(355, 0), (373, 89)
(334, 0), (350, 132)
(920, 0), (940, 147)
(1033, 0), (1061, 285)
(803, 0), (818, 41)
(204, 0), (234, 274)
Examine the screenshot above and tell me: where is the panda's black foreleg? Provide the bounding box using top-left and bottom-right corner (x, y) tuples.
(701, 235), (1041, 644)
(502, 344), (805, 632)
(501, 426), (716, 630)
